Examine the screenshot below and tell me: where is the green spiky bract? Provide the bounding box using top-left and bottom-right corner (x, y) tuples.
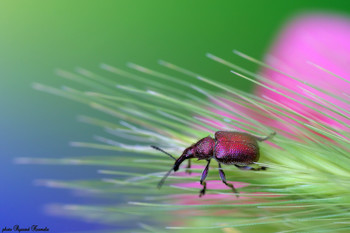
(21, 51), (350, 233)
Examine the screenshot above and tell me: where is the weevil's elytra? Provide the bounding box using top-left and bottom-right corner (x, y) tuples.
(214, 131), (260, 165)
(152, 131), (275, 197)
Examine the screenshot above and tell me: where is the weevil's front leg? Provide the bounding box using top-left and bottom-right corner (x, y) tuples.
(186, 159), (192, 174)
(199, 160), (211, 197)
(234, 164), (267, 171)
(218, 163), (239, 198)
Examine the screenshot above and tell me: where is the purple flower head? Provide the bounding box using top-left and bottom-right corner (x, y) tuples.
(257, 14), (350, 133)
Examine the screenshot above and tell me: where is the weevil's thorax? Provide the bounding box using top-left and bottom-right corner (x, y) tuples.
(192, 136), (215, 160)
(214, 131), (260, 165)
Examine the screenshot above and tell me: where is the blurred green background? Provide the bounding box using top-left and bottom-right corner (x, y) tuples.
(1, 1), (350, 232)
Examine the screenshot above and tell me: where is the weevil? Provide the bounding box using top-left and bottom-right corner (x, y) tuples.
(151, 131), (275, 197)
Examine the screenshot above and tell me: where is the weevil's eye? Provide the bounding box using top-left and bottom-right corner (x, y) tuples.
(183, 147), (195, 157)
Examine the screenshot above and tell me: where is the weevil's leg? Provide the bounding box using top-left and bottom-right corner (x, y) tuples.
(235, 164), (267, 171)
(186, 159), (192, 174)
(199, 160), (211, 197)
(253, 131), (276, 142)
(218, 163), (239, 198)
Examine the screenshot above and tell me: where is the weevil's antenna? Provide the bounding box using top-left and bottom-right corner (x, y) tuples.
(151, 145), (177, 160)
(151, 145), (178, 188)
(157, 166), (174, 189)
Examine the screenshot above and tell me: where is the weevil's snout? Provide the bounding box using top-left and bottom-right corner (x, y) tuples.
(173, 147), (194, 172)
(173, 158), (184, 172)
(173, 164), (180, 172)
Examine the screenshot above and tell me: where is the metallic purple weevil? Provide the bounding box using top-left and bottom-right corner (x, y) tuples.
(152, 131), (275, 197)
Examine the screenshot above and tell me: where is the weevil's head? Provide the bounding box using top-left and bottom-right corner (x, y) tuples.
(173, 146), (195, 171)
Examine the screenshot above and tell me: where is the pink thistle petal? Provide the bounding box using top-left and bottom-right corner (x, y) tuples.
(173, 171), (202, 177)
(169, 192), (282, 208)
(173, 164), (204, 177)
(258, 14), (350, 131)
(172, 180), (249, 190)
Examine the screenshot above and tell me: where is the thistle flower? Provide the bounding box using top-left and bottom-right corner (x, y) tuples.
(256, 13), (350, 134)
(19, 13), (350, 232)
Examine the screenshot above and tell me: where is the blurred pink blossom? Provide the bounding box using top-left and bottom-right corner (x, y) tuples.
(256, 14), (350, 134)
